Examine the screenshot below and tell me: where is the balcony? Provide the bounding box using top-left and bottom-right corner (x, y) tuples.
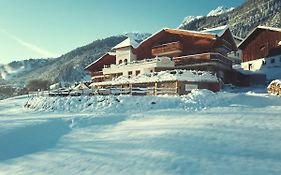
(152, 41), (183, 57)
(102, 57), (175, 75)
(173, 53), (233, 69)
(91, 71), (103, 77)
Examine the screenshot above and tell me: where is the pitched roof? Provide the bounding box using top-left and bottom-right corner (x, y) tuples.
(84, 52), (116, 72)
(136, 28), (218, 52)
(112, 38), (139, 50)
(238, 26), (281, 49)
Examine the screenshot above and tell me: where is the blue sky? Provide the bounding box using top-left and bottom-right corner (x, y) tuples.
(0, 0), (245, 64)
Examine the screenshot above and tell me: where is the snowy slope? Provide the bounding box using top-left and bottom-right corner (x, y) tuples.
(0, 59), (53, 80)
(178, 6), (233, 28)
(178, 16), (202, 29)
(1, 88), (281, 175)
(179, 0), (281, 38)
(207, 6), (234, 17)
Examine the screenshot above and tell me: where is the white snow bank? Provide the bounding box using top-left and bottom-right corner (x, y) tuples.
(25, 89), (281, 113)
(92, 70), (219, 86)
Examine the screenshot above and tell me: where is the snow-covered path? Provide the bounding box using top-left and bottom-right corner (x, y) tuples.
(0, 90), (281, 175)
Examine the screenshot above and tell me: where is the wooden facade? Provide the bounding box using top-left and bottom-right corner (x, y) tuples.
(135, 28), (237, 61)
(84, 53), (116, 72)
(239, 27), (281, 62)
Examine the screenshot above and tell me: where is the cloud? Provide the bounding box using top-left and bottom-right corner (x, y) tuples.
(0, 28), (58, 58)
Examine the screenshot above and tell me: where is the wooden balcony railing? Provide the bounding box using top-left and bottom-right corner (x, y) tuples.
(91, 71), (103, 77)
(152, 41), (183, 56)
(173, 53), (233, 69)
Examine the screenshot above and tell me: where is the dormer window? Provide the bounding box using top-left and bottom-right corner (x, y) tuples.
(119, 60), (123, 64)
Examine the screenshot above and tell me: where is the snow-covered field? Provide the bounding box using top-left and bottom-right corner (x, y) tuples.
(0, 88), (281, 175)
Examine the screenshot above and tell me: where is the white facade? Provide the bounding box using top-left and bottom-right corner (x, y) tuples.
(227, 50), (242, 64)
(115, 47), (137, 65)
(103, 57), (175, 76)
(241, 54), (281, 71)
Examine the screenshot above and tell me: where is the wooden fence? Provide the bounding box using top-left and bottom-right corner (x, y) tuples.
(28, 87), (178, 97)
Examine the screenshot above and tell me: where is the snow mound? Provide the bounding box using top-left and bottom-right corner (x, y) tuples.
(24, 89), (281, 114)
(25, 90), (220, 113)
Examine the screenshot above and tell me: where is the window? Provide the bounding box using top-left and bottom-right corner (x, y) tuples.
(271, 58), (275, 64)
(136, 70), (141, 76)
(262, 60), (266, 65)
(150, 69), (153, 73)
(128, 71), (132, 76)
(119, 60), (122, 64)
(124, 59), (128, 65)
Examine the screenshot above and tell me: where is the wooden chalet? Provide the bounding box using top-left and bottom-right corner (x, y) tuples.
(85, 26), (238, 95)
(238, 26), (281, 74)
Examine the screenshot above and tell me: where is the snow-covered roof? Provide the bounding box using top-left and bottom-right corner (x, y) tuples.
(136, 28), (218, 49)
(91, 70), (219, 86)
(108, 52), (116, 56)
(112, 38), (139, 50)
(268, 79), (281, 89)
(278, 41), (281, 46)
(201, 25), (229, 37)
(257, 26), (281, 33)
(238, 26), (281, 49)
(84, 52), (115, 71)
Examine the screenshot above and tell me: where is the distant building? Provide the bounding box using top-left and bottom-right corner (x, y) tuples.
(238, 26), (281, 80)
(227, 36), (243, 64)
(85, 26), (238, 94)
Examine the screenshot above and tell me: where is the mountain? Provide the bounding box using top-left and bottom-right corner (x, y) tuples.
(0, 59), (53, 81)
(178, 6), (234, 29)
(206, 6), (234, 17)
(179, 0), (281, 38)
(0, 33), (150, 87)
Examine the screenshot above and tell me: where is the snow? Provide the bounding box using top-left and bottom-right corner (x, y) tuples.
(201, 25), (228, 37)
(91, 70), (219, 86)
(112, 38), (139, 50)
(268, 79), (281, 88)
(1, 88), (281, 174)
(258, 67), (281, 80)
(178, 16), (203, 28)
(207, 6), (234, 17)
(0, 64), (28, 80)
(257, 26), (281, 33)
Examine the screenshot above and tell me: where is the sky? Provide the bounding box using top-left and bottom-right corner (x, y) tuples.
(0, 0), (245, 64)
